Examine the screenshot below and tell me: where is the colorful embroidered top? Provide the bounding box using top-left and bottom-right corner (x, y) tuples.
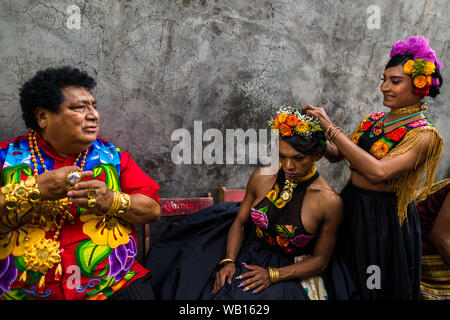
(0, 132), (160, 300)
(350, 112), (435, 162)
(250, 170), (319, 255)
(349, 111), (443, 226)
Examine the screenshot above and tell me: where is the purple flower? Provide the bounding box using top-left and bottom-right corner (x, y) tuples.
(390, 40), (410, 57)
(289, 234), (314, 248)
(390, 36), (443, 70)
(0, 255), (18, 296)
(108, 236), (137, 281)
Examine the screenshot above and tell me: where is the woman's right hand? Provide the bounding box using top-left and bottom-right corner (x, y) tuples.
(36, 166), (93, 200)
(212, 262), (236, 295)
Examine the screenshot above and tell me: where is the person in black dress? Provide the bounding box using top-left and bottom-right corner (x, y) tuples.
(146, 106), (357, 300)
(302, 36), (444, 299)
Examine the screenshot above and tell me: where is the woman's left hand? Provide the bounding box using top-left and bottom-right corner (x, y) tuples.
(236, 263), (271, 295)
(67, 176), (114, 213)
(301, 104), (333, 130)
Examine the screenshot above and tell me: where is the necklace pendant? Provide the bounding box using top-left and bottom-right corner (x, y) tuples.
(279, 190), (292, 202)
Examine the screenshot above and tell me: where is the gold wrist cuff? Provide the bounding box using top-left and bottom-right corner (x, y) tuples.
(106, 190), (131, 217)
(267, 266), (279, 284)
(218, 258), (236, 267)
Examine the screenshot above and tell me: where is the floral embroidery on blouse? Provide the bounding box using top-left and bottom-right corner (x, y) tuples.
(369, 112), (386, 121)
(350, 112), (435, 162)
(407, 119), (431, 128)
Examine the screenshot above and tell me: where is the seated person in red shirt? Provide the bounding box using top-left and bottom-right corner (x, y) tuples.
(0, 66), (160, 300)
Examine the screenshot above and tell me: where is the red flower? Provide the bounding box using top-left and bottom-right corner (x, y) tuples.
(360, 121), (373, 132)
(385, 127), (408, 142)
(265, 235), (276, 247)
(413, 85), (430, 96)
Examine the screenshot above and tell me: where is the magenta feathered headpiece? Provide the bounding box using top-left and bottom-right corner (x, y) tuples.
(390, 36), (443, 70)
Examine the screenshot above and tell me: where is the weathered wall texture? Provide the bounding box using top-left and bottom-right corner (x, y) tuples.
(0, 0), (449, 199)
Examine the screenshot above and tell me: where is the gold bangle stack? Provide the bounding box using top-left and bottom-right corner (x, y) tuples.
(106, 190), (131, 217)
(218, 258), (236, 267)
(325, 123), (343, 143)
(267, 266), (279, 284)
(1, 176), (41, 215)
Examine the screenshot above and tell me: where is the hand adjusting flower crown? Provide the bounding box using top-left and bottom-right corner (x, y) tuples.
(390, 36), (442, 97)
(267, 106), (323, 140)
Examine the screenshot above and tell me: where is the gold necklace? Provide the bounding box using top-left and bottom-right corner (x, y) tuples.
(279, 163), (317, 202)
(391, 102), (428, 115)
(21, 130), (88, 293)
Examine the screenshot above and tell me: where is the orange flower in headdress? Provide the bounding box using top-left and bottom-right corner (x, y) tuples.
(279, 124), (292, 136)
(285, 115), (299, 127)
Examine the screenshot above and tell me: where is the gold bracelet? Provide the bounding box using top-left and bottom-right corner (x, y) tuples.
(1, 176), (41, 215)
(218, 258), (236, 267)
(106, 190), (131, 217)
(267, 266), (279, 284)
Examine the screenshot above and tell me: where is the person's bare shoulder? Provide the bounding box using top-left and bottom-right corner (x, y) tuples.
(308, 177), (343, 220)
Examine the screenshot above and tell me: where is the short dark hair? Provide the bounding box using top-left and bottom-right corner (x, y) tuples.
(385, 54), (443, 98)
(281, 130), (326, 159)
(19, 66), (97, 130)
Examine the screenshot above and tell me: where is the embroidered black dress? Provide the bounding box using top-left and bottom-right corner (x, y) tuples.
(146, 170), (357, 300)
(338, 112), (433, 300)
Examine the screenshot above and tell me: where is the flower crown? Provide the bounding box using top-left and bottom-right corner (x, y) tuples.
(390, 36), (442, 97)
(267, 106), (323, 140)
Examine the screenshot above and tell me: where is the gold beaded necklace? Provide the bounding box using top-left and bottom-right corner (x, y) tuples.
(21, 130), (88, 293)
(390, 102), (428, 115)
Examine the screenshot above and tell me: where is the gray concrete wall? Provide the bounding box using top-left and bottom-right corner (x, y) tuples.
(0, 0), (448, 199)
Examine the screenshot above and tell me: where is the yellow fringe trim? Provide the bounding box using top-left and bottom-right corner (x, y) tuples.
(415, 178), (450, 204)
(387, 126), (443, 226)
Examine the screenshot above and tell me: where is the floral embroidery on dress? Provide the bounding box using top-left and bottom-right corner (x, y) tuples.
(250, 207), (269, 229)
(0, 255), (18, 296)
(407, 119), (431, 128)
(384, 127), (408, 142)
(369, 112), (386, 121)
(370, 140), (390, 159)
(360, 121), (373, 132)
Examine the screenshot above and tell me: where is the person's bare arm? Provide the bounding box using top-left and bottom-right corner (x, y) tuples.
(212, 168), (267, 294)
(430, 193), (450, 265)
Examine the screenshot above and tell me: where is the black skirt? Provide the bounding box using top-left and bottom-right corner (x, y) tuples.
(337, 182), (421, 300)
(145, 202), (358, 300)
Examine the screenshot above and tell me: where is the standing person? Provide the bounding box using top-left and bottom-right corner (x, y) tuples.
(415, 178), (450, 300)
(147, 106), (357, 300)
(0, 66), (161, 300)
(302, 36), (444, 299)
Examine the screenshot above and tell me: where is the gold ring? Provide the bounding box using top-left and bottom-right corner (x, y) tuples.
(66, 170), (81, 185)
(88, 198), (97, 208)
(87, 189), (97, 199)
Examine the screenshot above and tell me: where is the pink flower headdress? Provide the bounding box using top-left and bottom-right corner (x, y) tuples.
(389, 36), (443, 97)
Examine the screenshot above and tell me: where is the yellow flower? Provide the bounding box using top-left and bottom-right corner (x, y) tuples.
(278, 113), (288, 124)
(256, 227), (263, 238)
(295, 121), (308, 133)
(80, 210), (132, 249)
(267, 189), (278, 201)
(413, 75), (428, 88)
(424, 61), (435, 75)
(403, 60), (415, 74)
(0, 213), (45, 259)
